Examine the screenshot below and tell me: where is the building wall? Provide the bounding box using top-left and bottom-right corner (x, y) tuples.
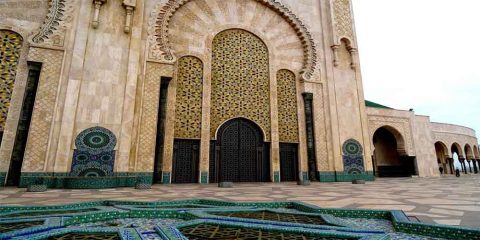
(1, 0), (476, 187)
(0, 0), (52, 184)
(366, 107), (478, 177)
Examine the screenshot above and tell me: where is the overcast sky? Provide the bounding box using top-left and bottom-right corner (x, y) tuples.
(352, 0), (480, 140)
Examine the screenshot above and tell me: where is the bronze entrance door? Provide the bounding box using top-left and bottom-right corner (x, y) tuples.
(280, 143), (298, 181)
(216, 118), (267, 182)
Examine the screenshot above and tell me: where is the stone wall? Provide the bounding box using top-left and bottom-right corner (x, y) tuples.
(431, 122), (479, 159)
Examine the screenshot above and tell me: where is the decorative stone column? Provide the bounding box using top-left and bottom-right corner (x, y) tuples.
(302, 93), (317, 181)
(468, 160), (473, 173)
(447, 158), (454, 175)
(92, 0), (107, 29)
(460, 159), (467, 174)
(122, 0), (136, 33)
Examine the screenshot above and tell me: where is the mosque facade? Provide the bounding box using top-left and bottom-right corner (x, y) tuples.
(0, 0), (478, 188)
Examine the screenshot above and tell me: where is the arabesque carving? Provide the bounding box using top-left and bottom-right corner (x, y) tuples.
(31, 0), (74, 47)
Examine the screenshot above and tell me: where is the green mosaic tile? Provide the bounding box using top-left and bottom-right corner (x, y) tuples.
(162, 171), (171, 184)
(0, 199), (478, 239)
(274, 171), (280, 183)
(18, 172), (153, 189)
(200, 172), (208, 184)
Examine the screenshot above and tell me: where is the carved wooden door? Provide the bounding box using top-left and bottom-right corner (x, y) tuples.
(218, 119), (263, 182)
(280, 143), (298, 181)
(172, 140), (199, 183)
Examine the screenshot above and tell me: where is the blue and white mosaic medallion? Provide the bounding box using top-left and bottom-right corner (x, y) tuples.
(71, 126), (117, 177)
(342, 139), (365, 174)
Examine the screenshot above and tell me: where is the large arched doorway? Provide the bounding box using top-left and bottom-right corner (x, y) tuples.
(372, 126), (415, 177)
(215, 118), (269, 183)
(435, 141), (450, 174)
(451, 143), (465, 174)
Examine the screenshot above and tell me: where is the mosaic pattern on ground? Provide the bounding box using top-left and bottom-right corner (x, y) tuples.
(0, 199), (478, 240)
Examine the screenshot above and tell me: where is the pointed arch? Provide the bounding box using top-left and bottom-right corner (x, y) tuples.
(148, 0), (317, 80)
(464, 144), (474, 159)
(210, 29), (271, 141)
(372, 125), (415, 177)
(451, 142), (464, 158)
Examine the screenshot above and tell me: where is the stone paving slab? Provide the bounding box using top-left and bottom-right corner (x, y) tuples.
(1, 175), (480, 227)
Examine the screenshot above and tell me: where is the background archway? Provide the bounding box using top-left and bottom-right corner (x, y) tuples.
(435, 141), (450, 174)
(372, 126), (415, 177)
(451, 143), (465, 174)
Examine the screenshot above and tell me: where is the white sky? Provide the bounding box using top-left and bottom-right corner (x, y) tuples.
(352, 0), (480, 140)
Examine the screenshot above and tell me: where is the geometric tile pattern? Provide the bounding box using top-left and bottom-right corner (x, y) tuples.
(0, 221), (43, 233)
(2, 177), (480, 227)
(212, 211), (330, 225)
(137, 63), (173, 172)
(277, 69), (299, 143)
(211, 29), (271, 141)
(21, 47), (63, 172)
(180, 224), (333, 240)
(70, 127), (117, 177)
(1, 198), (479, 239)
(0, 30), (23, 132)
(47, 233), (120, 240)
(333, 0), (354, 41)
(174, 56), (203, 139)
(342, 139), (365, 174)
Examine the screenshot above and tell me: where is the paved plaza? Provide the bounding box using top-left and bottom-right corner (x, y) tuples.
(1, 176), (480, 228)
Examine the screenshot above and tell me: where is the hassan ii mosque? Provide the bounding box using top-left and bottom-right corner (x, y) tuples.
(0, 0), (478, 189)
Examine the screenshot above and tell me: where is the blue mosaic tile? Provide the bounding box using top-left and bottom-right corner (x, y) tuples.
(0, 199), (478, 239)
(71, 127), (117, 177)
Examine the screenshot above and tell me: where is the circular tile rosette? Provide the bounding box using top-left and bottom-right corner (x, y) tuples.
(75, 127), (116, 154)
(342, 139), (363, 157)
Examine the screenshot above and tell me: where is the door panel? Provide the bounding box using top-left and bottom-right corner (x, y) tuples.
(173, 139), (199, 183)
(280, 143), (298, 181)
(217, 118), (267, 182)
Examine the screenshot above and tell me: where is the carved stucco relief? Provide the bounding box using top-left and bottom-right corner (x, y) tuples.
(30, 0), (75, 48)
(147, 0), (317, 80)
(332, 0), (354, 43)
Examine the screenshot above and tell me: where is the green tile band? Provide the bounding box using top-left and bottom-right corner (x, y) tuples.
(162, 171), (171, 184)
(201, 172), (208, 184)
(19, 172), (153, 189)
(0, 172), (6, 186)
(273, 171), (280, 183)
(318, 171), (375, 182)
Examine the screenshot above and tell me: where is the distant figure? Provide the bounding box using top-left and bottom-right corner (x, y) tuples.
(455, 168), (460, 177)
(439, 167), (444, 175)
